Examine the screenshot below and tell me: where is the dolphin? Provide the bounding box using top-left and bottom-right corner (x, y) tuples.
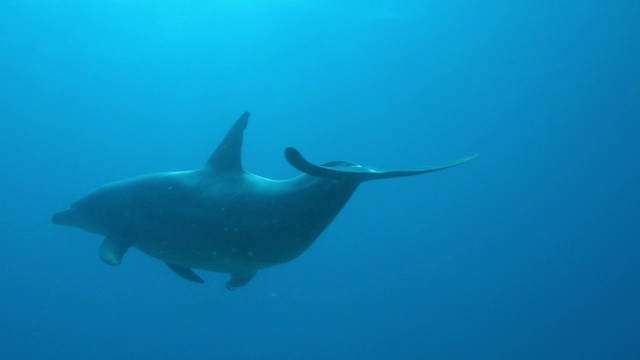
(52, 112), (477, 289)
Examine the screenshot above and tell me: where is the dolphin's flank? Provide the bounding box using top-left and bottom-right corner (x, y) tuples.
(52, 112), (477, 290)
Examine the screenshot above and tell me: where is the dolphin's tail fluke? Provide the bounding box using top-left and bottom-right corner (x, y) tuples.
(285, 147), (478, 182)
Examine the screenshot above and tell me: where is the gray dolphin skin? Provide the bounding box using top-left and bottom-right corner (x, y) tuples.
(52, 112), (478, 290)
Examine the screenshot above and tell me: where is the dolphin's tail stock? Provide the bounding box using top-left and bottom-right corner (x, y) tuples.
(285, 147), (478, 182)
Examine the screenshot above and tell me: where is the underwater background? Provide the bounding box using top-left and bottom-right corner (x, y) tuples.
(1, 0), (638, 359)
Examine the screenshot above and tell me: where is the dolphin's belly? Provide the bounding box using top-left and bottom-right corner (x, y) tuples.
(129, 208), (327, 274)
(132, 230), (278, 273)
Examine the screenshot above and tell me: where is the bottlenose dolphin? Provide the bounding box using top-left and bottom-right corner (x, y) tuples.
(52, 112), (477, 289)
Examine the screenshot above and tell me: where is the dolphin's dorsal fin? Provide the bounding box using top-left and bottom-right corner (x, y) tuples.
(206, 112), (250, 172)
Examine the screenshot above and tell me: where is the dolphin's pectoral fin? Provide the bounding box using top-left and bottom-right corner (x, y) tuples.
(285, 147), (478, 182)
(226, 272), (256, 290)
(165, 262), (205, 283)
(99, 236), (132, 266)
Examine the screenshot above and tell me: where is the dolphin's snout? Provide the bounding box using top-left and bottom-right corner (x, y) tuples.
(52, 207), (105, 234)
(52, 209), (75, 226)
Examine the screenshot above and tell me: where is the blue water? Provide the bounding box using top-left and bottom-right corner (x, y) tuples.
(1, 1), (639, 359)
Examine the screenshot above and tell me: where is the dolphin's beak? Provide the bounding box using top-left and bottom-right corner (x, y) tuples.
(52, 209), (76, 226)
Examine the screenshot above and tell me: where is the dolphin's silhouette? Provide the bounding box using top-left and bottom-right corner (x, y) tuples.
(52, 112), (477, 289)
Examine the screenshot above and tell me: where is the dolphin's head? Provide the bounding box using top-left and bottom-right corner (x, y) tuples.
(51, 183), (128, 235)
(52, 175), (169, 236)
(52, 197), (109, 235)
